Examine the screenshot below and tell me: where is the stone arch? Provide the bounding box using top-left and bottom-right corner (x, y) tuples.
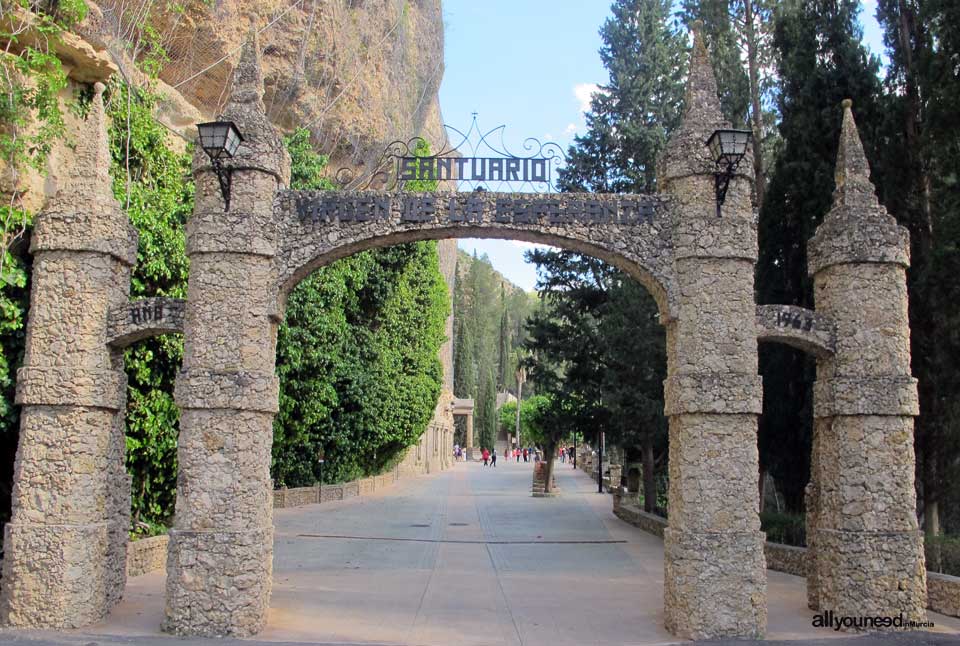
(0, 26), (926, 645)
(272, 191), (678, 323)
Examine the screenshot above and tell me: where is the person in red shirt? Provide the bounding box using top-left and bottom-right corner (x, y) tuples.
(482, 448), (490, 466)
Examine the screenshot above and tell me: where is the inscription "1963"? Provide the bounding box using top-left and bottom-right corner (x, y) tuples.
(776, 308), (817, 332)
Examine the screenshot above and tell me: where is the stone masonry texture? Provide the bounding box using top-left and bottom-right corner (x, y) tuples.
(658, 28), (766, 640)
(0, 83), (137, 628)
(1, 27), (929, 644)
(805, 99), (926, 626)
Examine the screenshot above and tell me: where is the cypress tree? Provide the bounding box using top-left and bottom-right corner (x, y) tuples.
(756, 0), (884, 510)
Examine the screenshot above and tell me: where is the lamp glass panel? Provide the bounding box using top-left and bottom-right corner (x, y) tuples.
(223, 123), (243, 158)
(197, 122), (238, 159)
(707, 131), (722, 162)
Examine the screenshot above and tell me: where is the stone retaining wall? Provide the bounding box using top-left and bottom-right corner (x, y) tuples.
(612, 494), (960, 619)
(273, 466), (402, 509)
(764, 542), (808, 577)
(928, 573), (960, 618)
(126, 535), (169, 578)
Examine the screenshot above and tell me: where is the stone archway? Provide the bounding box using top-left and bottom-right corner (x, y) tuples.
(0, 26), (925, 643)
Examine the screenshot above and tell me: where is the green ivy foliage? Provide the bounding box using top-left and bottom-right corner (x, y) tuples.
(0, 0), (89, 531)
(271, 130), (449, 486)
(105, 80), (192, 528)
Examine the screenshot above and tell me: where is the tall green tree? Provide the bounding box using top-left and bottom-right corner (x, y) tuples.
(756, 0), (885, 510)
(559, 0), (686, 193)
(272, 130), (449, 486)
(873, 0), (960, 534)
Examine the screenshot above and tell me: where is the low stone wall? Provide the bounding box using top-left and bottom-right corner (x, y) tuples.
(126, 534), (169, 578)
(928, 573), (960, 618)
(764, 541), (808, 577)
(612, 493), (666, 538)
(274, 466), (402, 509)
(611, 494), (960, 619)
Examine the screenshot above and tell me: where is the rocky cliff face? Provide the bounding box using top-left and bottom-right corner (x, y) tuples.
(82, 0), (447, 176)
(6, 0), (448, 217)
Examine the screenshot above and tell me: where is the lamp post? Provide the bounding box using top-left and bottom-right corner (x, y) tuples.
(197, 120), (243, 210)
(706, 128), (752, 217)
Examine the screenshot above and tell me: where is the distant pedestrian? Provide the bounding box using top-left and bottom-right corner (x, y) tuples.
(491, 449), (497, 467)
(560, 447), (566, 463)
(515, 448), (520, 462)
(522, 448), (528, 463)
(482, 448), (490, 466)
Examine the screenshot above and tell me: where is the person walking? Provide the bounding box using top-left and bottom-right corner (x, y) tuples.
(491, 449), (497, 467)
(482, 447), (490, 466)
(515, 448), (520, 462)
(522, 448), (528, 463)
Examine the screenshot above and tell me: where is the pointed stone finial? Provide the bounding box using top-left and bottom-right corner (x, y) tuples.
(831, 99), (876, 207)
(682, 21), (724, 130)
(657, 22), (731, 192)
(69, 82), (113, 197)
(807, 100), (909, 275)
(224, 29), (266, 117)
(34, 81), (138, 265)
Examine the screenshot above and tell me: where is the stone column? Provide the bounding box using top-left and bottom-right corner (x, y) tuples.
(0, 84), (137, 628)
(806, 100), (925, 623)
(163, 33), (290, 638)
(658, 28), (766, 640)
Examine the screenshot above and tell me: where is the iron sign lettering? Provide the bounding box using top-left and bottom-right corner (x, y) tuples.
(397, 156), (550, 183)
(295, 194), (657, 227)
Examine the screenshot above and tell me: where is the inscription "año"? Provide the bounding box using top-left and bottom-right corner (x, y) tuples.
(129, 301), (165, 325)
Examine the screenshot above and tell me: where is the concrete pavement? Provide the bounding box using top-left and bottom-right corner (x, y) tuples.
(1, 458), (958, 645)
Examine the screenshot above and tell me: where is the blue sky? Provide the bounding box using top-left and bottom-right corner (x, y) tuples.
(439, 1), (887, 291)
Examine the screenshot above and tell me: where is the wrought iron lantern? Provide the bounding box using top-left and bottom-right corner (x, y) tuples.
(197, 120), (243, 210)
(706, 128), (751, 217)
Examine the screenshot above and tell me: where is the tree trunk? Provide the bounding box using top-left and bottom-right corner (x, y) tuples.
(743, 0), (766, 208)
(642, 436), (656, 514)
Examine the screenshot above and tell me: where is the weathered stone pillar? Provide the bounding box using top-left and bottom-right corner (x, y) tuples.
(163, 33), (290, 637)
(1, 84), (137, 628)
(466, 413), (474, 452)
(806, 100), (926, 623)
(658, 29), (766, 640)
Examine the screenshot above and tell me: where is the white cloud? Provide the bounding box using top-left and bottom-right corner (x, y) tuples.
(574, 83), (599, 114)
(563, 123), (578, 137)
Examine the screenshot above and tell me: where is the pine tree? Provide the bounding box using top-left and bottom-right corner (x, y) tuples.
(874, 0), (960, 535)
(559, 0), (686, 194)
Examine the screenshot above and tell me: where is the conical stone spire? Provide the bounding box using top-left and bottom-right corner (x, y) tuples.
(808, 100), (908, 275)
(223, 28), (267, 123)
(831, 99), (879, 209)
(658, 23), (731, 187)
(680, 22), (724, 135)
(34, 82), (137, 265)
(200, 28), (289, 187)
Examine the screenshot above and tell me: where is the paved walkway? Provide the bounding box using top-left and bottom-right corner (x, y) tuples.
(3, 459), (959, 645)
